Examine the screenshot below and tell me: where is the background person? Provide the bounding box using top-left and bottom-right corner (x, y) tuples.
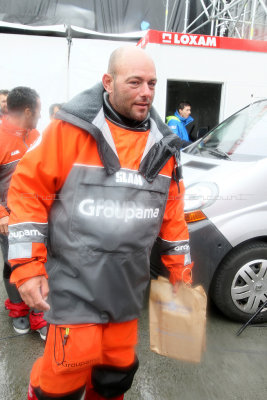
(166, 100), (194, 144)
(0, 89), (9, 122)
(49, 103), (63, 120)
(8, 47), (193, 400)
(0, 86), (47, 340)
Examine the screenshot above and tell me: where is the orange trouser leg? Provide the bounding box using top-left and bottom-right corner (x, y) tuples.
(29, 320), (138, 399)
(85, 320), (138, 399)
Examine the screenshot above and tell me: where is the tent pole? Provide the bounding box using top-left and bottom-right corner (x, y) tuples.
(66, 24), (72, 100)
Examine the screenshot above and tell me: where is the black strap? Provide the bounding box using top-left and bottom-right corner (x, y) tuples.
(139, 135), (183, 183)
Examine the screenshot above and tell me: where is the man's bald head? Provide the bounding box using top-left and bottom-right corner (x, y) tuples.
(107, 46), (155, 78)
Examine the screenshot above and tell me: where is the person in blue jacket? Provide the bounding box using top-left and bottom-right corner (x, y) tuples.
(166, 101), (194, 144)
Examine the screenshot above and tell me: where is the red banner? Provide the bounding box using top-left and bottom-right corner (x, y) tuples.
(137, 30), (267, 53)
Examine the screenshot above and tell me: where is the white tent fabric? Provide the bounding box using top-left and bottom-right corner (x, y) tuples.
(0, 24), (143, 132)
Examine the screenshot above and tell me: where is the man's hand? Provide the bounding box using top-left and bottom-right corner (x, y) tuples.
(0, 216), (9, 235)
(18, 276), (50, 312)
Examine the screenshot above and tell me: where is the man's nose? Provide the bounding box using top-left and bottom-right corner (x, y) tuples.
(140, 82), (152, 97)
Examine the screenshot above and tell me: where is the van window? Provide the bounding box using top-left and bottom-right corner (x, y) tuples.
(185, 100), (267, 161)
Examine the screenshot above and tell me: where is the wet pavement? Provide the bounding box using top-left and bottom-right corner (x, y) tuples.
(1, 251), (267, 400)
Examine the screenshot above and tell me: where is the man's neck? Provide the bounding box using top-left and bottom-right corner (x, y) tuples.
(6, 114), (28, 131)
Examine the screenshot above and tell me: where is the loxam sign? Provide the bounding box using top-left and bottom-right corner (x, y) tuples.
(138, 30), (267, 53)
(161, 32), (216, 47)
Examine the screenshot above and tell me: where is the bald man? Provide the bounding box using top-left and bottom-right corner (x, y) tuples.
(8, 46), (193, 400)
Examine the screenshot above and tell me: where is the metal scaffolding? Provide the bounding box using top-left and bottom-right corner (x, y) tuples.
(182, 0), (267, 40)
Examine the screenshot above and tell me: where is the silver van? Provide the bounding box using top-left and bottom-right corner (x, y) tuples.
(181, 99), (267, 323)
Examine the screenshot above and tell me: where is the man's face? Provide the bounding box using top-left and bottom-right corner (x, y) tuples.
(27, 98), (41, 129)
(179, 106), (191, 119)
(106, 55), (157, 121)
(0, 94), (8, 115)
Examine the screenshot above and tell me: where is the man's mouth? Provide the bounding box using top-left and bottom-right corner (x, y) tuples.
(135, 103), (149, 108)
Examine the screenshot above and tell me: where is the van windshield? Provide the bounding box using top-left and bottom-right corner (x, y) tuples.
(185, 100), (267, 161)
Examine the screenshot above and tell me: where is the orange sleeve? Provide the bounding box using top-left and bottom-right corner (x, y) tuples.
(7, 120), (87, 286)
(0, 205), (9, 218)
(158, 171), (193, 285)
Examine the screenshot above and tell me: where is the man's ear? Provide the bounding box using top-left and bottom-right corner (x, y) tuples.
(24, 107), (32, 119)
(102, 73), (113, 94)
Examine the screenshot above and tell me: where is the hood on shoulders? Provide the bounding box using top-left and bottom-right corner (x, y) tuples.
(55, 82), (183, 182)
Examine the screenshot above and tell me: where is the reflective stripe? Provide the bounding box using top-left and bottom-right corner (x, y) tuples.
(156, 236), (190, 255)
(74, 164), (104, 169)
(92, 108), (118, 157)
(0, 159), (20, 166)
(184, 252), (192, 266)
(9, 242), (32, 259)
(141, 118), (163, 162)
(9, 221), (48, 226)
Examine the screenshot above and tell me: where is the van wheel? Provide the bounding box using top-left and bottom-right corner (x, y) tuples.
(210, 242), (267, 323)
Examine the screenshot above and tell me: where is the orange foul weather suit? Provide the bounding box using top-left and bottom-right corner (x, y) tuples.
(8, 84), (193, 400)
(0, 116), (46, 331)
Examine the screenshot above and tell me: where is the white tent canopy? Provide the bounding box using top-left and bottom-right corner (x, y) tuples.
(1, 21), (267, 133)
(0, 22), (144, 131)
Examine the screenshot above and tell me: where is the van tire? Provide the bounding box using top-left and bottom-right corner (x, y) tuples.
(210, 241), (267, 323)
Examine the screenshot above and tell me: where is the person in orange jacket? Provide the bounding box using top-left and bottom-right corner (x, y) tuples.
(8, 47), (193, 400)
(0, 86), (47, 340)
